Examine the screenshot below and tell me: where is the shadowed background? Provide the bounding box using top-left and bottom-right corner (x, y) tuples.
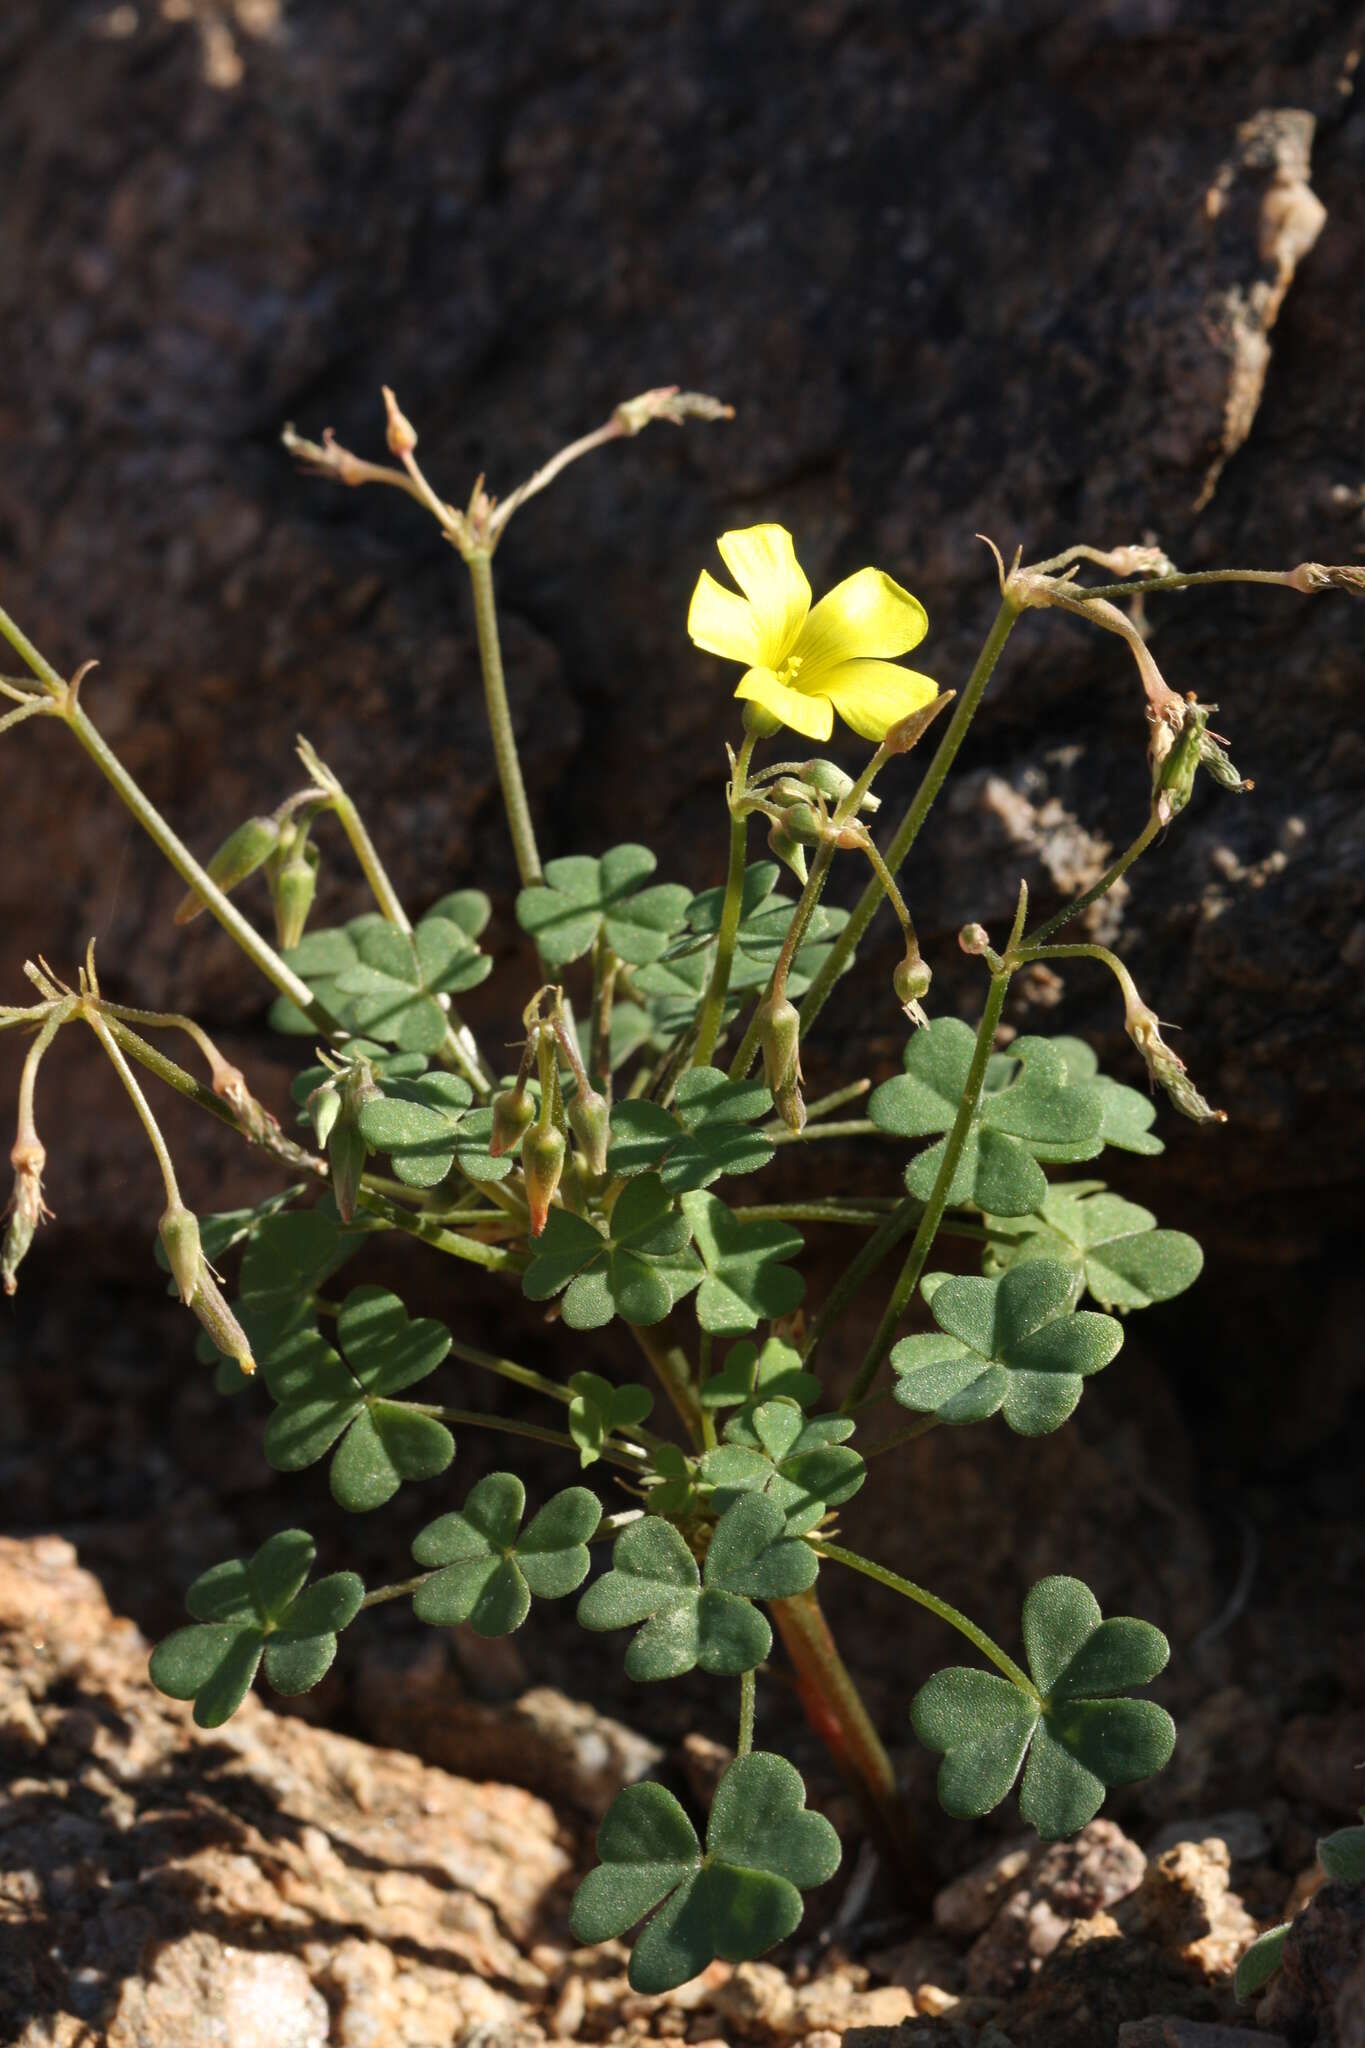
(0, 0), (1362, 1848)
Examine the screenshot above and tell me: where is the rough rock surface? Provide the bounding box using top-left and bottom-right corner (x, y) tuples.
(1258, 1881), (1365, 2047)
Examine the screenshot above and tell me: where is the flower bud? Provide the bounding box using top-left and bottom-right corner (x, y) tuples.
(756, 993), (802, 1103)
(2, 1139), (52, 1298)
(1150, 703), (1206, 825)
(158, 1199), (202, 1306)
(568, 1086), (611, 1177)
(522, 1123), (566, 1237)
(958, 923), (991, 956)
(382, 385), (418, 456)
(801, 758), (881, 811)
(213, 1062), (281, 1146)
(328, 1123), (368, 1223)
(883, 691), (952, 756)
(306, 1078), (342, 1149)
(490, 1085), (536, 1158)
(777, 802), (824, 846)
(270, 843), (319, 951)
(174, 816), (280, 925)
(742, 699), (782, 740)
(893, 951), (932, 1029)
(1124, 1000), (1226, 1126)
(774, 1080), (807, 1135)
(190, 1264), (256, 1377)
(767, 817), (809, 885)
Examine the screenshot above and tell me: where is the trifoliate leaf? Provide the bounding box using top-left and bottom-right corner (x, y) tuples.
(261, 1284), (453, 1510)
(571, 1752), (840, 1993)
(333, 914), (493, 1053)
(680, 1191), (804, 1335)
(149, 1529), (363, 1728)
(1234, 1922), (1291, 2000)
(516, 845), (691, 969)
(891, 1260), (1123, 1435)
(911, 1574), (1175, 1838)
(236, 1203), (368, 1358)
(983, 1184), (1203, 1312)
(426, 889), (492, 941)
(522, 1175), (701, 1330)
(869, 1018), (1104, 1215)
(656, 861), (850, 997)
(1318, 1822), (1365, 1885)
(567, 1372), (655, 1467)
(355, 1069), (512, 1187)
(1042, 1037), (1164, 1157)
(645, 1443), (703, 1519)
(577, 1500), (798, 1681)
(701, 1334), (821, 1412)
(699, 1402), (864, 1537)
(608, 1066), (775, 1192)
(410, 1472), (601, 1634)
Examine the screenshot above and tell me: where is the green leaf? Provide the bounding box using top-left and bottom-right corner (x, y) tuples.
(411, 1473), (601, 1634)
(523, 1175), (702, 1330)
(911, 1574), (1175, 1839)
(870, 1019), (1105, 1215)
(983, 1184), (1203, 1313)
(703, 1491), (819, 1600)
(571, 1752), (840, 1993)
(576, 1510), (773, 1681)
(1234, 1922), (1291, 2000)
(149, 1529), (363, 1728)
(1041, 1038), (1164, 1157)
(261, 1284), (453, 1510)
(332, 913), (492, 1053)
(516, 845), (692, 969)
(608, 1066), (775, 1192)
(567, 1372), (655, 1467)
(426, 888), (492, 940)
(701, 1334), (821, 1412)
(236, 1203), (368, 1358)
(681, 1191), (804, 1335)
(355, 1068), (513, 1188)
(656, 862), (850, 998)
(1318, 1823), (1365, 1885)
(699, 1403), (864, 1537)
(891, 1260), (1123, 1435)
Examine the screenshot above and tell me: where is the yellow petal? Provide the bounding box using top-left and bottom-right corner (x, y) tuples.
(734, 666), (834, 742)
(795, 568), (928, 686)
(687, 569), (761, 666)
(819, 661), (939, 743)
(716, 526), (811, 668)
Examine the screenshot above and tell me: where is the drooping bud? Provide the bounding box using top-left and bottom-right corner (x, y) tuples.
(800, 759), (880, 813)
(382, 385), (418, 457)
(777, 802), (825, 846)
(767, 817), (809, 885)
(893, 950), (932, 1028)
(158, 1199), (202, 1307)
(755, 992), (804, 1132)
(306, 1078), (342, 1149)
(522, 1123), (567, 1237)
(568, 1086), (611, 1177)
(958, 923), (991, 956)
(190, 1264), (256, 1377)
(212, 1062), (281, 1146)
(174, 816), (280, 925)
(2, 1139), (52, 1297)
(327, 1063), (379, 1222)
(270, 842), (319, 950)
(1124, 999), (1226, 1126)
(490, 1085), (536, 1158)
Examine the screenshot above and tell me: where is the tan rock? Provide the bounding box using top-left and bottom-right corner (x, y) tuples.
(1123, 1839), (1257, 1979)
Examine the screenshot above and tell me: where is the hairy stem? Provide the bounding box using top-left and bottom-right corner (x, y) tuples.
(466, 548), (543, 889)
(693, 731), (758, 1066)
(815, 1542), (1038, 1699)
(737, 1667), (756, 1757)
(1023, 810), (1160, 949)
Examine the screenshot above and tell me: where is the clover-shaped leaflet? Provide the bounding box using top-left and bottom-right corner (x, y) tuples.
(983, 1183), (1203, 1313)
(646, 861), (848, 1001)
(700, 1333), (821, 1411)
(680, 1191), (805, 1335)
(911, 1575), (1175, 1839)
(699, 1399), (864, 1537)
(516, 844), (692, 969)
(333, 913), (493, 1054)
(608, 1066), (776, 1192)
(234, 1202), (368, 1360)
(571, 1752), (841, 1993)
(262, 1284), (453, 1510)
(149, 1529), (363, 1728)
(868, 1017), (1103, 1215)
(567, 1372), (655, 1466)
(576, 1494), (815, 1681)
(891, 1259), (1123, 1435)
(1042, 1036), (1164, 1157)
(356, 1070), (512, 1188)
(522, 1174), (702, 1330)
(410, 1472), (601, 1635)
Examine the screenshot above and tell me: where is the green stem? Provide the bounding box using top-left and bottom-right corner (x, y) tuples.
(0, 604), (66, 695)
(358, 1573), (436, 1611)
(728, 838), (834, 1082)
(815, 1542), (1038, 1699)
(797, 597), (1020, 1040)
(766, 1118), (889, 1146)
(415, 1404), (643, 1471)
(84, 1011), (183, 1209)
(589, 935), (619, 1090)
(446, 1337), (573, 1406)
(801, 1199), (923, 1364)
(800, 1079), (870, 1122)
(734, 1201), (896, 1227)
(629, 1323), (704, 1445)
(843, 969), (1011, 1410)
(1023, 811), (1160, 949)
(693, 732), (758, 1066)
(1057, 566), (1306, 602)
(737, 1667), (755, 1757)
(57, 696), (327, 1022)
(14, 1002), (73, 1144)
(354, 1187), (524, 1273)
(466, 548), (543, 889)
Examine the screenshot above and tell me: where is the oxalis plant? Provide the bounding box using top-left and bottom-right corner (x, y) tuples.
(2, 385), (1360, 1994)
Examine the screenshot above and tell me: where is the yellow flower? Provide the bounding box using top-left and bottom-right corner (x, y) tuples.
(687, 524), (937, 743)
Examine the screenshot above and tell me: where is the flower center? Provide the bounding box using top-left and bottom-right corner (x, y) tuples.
(776, 654), (805, 689)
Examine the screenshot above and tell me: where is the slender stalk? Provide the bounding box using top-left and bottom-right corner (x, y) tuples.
(446, 1337), (573, 1405)
(1023, 810), (1160, 949)
(766, 1118), (889, 1146)
(414, 1404), (644, 1471)
(355, 1187), (524, 1273)
(801, 1199), (923, 1365)
(728, 839), (835, 1082)
(843, 969), (1010, 1410)
(814, 1542), (1038, 1699)
(863, 1416), (940, 1458)
(15, 1002), (73, 1141)
(734, 1201), (896, 1227)
(358, 1573), (436, 1611)
(797, 597), (1021, 1039)
(693, 731), (758, 1066)
(84, 1011), (183, 1208)
(0, 604), (66, 695)
(104, 1016), (324, 1175)
(465, 548), (543, 888)
(629, 1323), (704, 1444)
(800, 1079), (870, 1122)
(589, 935), (619, 1091)
(737, 1668), (756, 1758)
(1059, 566), (1309, 602)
